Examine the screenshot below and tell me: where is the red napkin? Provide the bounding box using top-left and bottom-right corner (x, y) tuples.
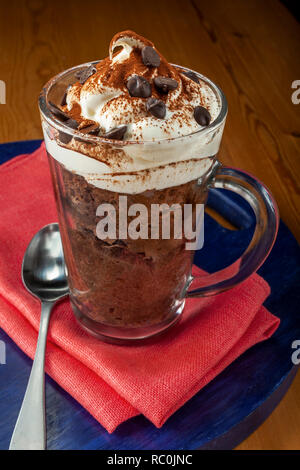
(0, 143), (280, 433)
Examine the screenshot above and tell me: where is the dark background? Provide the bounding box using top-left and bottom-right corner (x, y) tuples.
(281, 0), (300, 20)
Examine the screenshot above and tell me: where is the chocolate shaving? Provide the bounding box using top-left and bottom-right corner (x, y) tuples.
(60, 85), (72, 106)
(65, 118), (79, 129)
(75, 65), (97, 85)
(79, 123), (100, 136)
(48, 101), (69, 121)
(182, 70), (200, 84)
(75, 68), (84, 79)
(102, 125), (127, 140)
(74, 123), (100, 143)
(59, 118), (79, 144)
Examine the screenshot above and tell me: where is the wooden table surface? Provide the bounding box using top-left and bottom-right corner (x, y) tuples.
(0, 0), (299, 450)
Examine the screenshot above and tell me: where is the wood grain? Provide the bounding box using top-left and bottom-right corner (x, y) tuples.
(0, 0), (299, 450)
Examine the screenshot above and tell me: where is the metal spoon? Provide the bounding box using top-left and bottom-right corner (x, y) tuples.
(9, 223), (68, 450)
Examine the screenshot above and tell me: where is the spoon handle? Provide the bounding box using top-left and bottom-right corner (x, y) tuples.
(9, 301), (54, 450)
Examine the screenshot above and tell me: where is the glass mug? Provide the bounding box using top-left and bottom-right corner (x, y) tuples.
(39, 63), (279, 343)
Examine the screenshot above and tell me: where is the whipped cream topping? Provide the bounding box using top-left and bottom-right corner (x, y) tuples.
(43, 132), (215, 193)
(43, 30), (225, 193)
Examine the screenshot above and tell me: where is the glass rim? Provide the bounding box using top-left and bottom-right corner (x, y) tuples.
(39, 61), (228, 146)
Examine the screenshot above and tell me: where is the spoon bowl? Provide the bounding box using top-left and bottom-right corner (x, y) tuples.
(22, 223), (68, 302)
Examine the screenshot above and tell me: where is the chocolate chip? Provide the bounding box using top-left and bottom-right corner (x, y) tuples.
(102, 125), (127, 140)
(194, 106), (211, 126)
(74, 123), (100, 142)
(59, 133), (72, 144)
(182, 70), (200, 84)
(60, 85), (71, 106)
(48, 101), (69, 121)
(74, 69), (84, 79)
(79, 123), (100, 136)
(127, 75), (151, 98)
(146, 98), (166, 119)
(65, 118), (79, 129)
(141, 46), (160, 68)
(154, 76), (178, 94)
(75, 65), (97, 85)
(59, 118), (79, 144)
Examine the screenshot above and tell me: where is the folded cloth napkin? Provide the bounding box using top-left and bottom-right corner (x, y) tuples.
(0, 143), (280, 433)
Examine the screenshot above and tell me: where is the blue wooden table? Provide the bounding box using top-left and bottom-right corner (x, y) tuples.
(0, 140), (299, 450)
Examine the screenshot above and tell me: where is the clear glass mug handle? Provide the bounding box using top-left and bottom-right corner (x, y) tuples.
(186, 164), (280, 298)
